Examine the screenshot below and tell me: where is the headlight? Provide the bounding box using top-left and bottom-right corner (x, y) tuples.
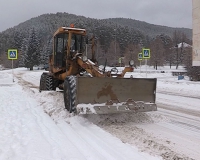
(129, 60), (134, 66)
(82, 56), (88, 62)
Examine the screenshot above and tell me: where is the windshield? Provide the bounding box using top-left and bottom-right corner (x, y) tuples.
(54, 33), (68, 53)
(54, 33), (85, 53)
(71, 34), (83, 52)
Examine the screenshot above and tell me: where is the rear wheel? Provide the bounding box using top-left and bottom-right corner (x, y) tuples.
(46, 75), (56, 90)
(39, 73), (57, 92)
(63, 76), (76, 113)
(39, 73), (47, 92)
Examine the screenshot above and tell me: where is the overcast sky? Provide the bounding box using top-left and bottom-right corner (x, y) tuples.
(0, 0), (192, 32)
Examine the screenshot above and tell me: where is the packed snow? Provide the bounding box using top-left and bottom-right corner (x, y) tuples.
(0, 65), (200, 160)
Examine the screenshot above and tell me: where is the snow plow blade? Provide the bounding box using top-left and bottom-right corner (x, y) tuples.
(75, 77), (157, 114)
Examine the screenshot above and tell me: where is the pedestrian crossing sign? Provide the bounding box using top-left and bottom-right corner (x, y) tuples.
(8, 49), (18, 60)
(142, 48), (150, 59)
(138, 53), (143, 61)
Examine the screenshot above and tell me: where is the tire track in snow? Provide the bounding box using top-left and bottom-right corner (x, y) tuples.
(157, 90), (200, 99)
(83, 109), (198, 160)
(157, 102), (200, 118)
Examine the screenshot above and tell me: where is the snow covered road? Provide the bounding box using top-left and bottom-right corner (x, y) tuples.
(1, 67), (200, 160)
(0, 69), (160, 160)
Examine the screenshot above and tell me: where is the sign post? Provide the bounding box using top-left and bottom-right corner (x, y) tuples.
(142, 49), (150, 78)
(138, 53), (143, 73)
(118, 57), (121, 67)
(8, 49), (18, 82)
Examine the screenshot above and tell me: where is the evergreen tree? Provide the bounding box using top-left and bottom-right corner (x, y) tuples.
(13, 31), (24, 49)
(19, 37), (28, 67)
(24, 28), (40, 70)
(40, 37), (53, 65)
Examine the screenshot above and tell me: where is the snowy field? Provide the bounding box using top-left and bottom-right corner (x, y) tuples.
(0, 65), (200, 160)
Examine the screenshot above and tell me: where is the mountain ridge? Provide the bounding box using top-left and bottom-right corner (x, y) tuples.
(0, 12), (192, 39)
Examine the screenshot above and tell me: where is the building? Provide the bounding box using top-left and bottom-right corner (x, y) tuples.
(192, 0), (200, 66)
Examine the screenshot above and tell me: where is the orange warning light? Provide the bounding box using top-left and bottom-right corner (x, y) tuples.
(70, 24), (74, 28)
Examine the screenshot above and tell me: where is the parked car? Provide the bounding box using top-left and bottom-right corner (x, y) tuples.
(42, 64), (49, 71)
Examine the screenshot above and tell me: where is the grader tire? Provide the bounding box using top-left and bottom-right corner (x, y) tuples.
(39, 73), (56, 92)
(39, 73), (47, 92)
(63, 76), (76, 113)
(46, 75), (56, 90)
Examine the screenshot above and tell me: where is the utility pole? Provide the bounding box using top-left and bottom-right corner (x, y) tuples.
(176, 44), (179, 69)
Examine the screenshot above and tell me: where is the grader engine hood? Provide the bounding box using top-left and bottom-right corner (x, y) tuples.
(75, 77), (157, 114)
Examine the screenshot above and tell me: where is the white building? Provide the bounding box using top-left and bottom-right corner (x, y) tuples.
(192, 0), (200, 66)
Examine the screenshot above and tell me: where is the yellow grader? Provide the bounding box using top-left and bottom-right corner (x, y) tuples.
(39, 26), (157, 114)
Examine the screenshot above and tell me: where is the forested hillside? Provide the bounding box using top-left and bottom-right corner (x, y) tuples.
(108, 18), (192, 39)
(0, 12), (192, 70)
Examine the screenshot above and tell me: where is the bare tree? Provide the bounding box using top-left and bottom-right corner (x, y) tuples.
(172, 30), (182, 69)
(164, 40), (173, 68)
(149, 36), (165, 70)
(107, 40), (121, 66)
(124, 43), (141, 67)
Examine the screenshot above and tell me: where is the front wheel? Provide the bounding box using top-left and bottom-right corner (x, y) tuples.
(63, 76), (76, 113)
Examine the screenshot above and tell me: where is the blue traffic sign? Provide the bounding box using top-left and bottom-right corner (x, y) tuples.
(142, 49), (150, 59)
(8, 49), (18, 60)
(138, 53), (143, 60)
